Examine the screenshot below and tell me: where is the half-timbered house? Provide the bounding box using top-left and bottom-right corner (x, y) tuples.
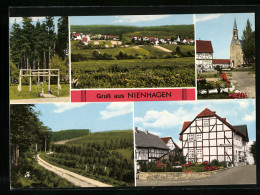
(161, 137), (180, 150)
(179, 108), (249, 166)
(196, 40), (214, 72)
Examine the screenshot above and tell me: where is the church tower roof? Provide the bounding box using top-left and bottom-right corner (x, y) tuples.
(233, 18), (237, 30)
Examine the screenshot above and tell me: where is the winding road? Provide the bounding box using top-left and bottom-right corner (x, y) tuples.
(37, 155), (112, 187)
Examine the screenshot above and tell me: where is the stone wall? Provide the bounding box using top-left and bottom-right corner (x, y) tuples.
(138, 170), (226, 180)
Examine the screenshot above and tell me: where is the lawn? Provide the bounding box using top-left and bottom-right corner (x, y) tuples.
(10, 83), (70, 99)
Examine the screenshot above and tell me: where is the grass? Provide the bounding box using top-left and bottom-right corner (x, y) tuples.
(161, 44), (194, 54)
(10, 83), (70, 99)
(142, 46), (169, 57)
(40, 153), (131, 187)
(66, 130), (133, 146)
(111, 148), (133, 161)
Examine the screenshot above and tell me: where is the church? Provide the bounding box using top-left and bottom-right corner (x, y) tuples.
(230, 19), (244, 68)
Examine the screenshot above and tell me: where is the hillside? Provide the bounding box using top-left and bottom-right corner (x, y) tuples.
(66, 130), (133, 146)
(51, 129), (90, 142)
(70, 25), (194, 38)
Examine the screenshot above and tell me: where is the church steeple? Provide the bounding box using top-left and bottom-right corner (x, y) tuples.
(233, 18), (237, 30)
(233, 18), (238, 40)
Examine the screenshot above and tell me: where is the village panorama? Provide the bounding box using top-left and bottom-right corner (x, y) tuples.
(70, 23), (195, 88)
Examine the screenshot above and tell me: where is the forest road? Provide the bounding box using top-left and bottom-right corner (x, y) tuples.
(37, 155), (113, 187)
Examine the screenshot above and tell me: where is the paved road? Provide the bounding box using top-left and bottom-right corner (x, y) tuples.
(136, 165), (256, 186)
(10, 97), (70, 103)
(37, 155), (112, 187)
(231, 72), (255, 98)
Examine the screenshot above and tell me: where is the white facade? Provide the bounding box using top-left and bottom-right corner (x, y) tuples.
(196, 53), (214, 72)
(181, 113), (249, 166)
(213, 63), (230, 69)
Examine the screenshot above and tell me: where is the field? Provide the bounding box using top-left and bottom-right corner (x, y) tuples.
(51, 129), (90, 142)
(45, 130), (134, 187)
(72, 58), (195, 88)
(71, 25), (194, 38)
(161, 44), (194, 54)
(10, 83), (70, 99)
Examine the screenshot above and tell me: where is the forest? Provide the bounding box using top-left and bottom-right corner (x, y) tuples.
(10, 17), (70, 99)
(51, 129), (90, 142)
(42, 130), (134, 187)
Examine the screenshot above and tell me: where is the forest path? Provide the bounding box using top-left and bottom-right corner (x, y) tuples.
(37, 155), (113, 187)
(154, 45), (172, 53)
(53, 137), (81, 145)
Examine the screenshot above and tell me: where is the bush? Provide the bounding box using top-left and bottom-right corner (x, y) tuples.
(211, 159), (219, 167)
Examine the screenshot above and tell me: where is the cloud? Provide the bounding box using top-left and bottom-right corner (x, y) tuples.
(100, 102), (133, 119)
(112, 15), (170, 23)
(195, 14), (222, 23)
(243, 111), (256, 122)
(238, 100), (250, 108)
(53, 103), (87, 113)
(149, 131), (161, 136)
(9, 17), (46, 24)
(135, 108), (196, 129)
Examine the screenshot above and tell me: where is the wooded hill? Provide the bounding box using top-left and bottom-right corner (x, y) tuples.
(51, 129), (90, 142)
(71, 25), (194, 39)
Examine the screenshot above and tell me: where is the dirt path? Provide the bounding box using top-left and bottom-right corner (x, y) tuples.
(37, 155), (112, 187)
(154, 45), (172, 53)
(54, 137), (81, 145)
(230, 71), (255, 98)
(10, 97), (70, 104)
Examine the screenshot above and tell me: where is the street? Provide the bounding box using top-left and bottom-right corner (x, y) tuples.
(136, 165), (256, 186)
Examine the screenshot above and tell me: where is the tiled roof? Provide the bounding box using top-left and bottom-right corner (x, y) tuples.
(213, 59), (230, 64)
(196, 108), (216, 117)
(196, 40), (213, 53)
(135, 130), (169, 150)
(233, 125), (249, 141)
(161, 137), (180, 149)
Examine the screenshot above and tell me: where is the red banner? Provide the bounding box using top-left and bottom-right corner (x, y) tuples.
(71, 88), (196, 102)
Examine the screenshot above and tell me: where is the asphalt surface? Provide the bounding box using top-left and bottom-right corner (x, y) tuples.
(231, 72), (255, 98)
(136, 165), (256, 186)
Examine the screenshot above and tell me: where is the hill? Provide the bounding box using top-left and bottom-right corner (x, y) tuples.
(51, 129), (90, 142)
(66, 130), (133, 146)
(70, 25), (194, 38)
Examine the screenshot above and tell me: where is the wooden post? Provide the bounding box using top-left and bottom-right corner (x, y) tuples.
(29, 69), (32, 92)
(48, 70), (51, 93)
(58, 69), (60, 95)
(17, 70), (22, 91)
(38, 62), (40, 83)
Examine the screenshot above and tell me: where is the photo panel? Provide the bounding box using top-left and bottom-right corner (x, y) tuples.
(195, 13), (255, 100)
(10, 102), (134, 188)
(9, 16), (70, 104)
(134, 99), (256, 186)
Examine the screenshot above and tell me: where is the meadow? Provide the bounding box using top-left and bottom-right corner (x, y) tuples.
(10, 83), (70, 99)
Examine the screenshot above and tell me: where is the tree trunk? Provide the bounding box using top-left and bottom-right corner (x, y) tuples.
(12, 145), (19, 166)
(43, 51), (46, 82)
(49, 46), (51, 69)
(27, 56), (29, 70)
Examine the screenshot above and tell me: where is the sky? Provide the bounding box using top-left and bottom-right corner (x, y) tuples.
(69, 14), (194, 26)
(195, 13), (255, 59)
(134, 99), (256, 148)
(9, 17), (61, 33)
(34, 102), (133, 132)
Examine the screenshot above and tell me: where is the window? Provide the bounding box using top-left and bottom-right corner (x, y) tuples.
(189, 150), (194, 158)
(197, 149), (202, 157)
(197, 134), (202, 141)
(188, 134), (194, 141)
(203, 120), (209, 127)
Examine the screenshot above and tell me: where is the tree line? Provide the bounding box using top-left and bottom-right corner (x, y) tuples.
(51, 129), (90, 142)
(10, 17), (69, 83)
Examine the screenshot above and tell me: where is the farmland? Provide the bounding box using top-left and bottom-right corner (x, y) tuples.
(72, 58), (195, 88)
(44, 130), (134, 187)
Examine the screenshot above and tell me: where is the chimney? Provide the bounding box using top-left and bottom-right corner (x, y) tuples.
(145, 130), (149, 135)
(135, 127), (138, 132)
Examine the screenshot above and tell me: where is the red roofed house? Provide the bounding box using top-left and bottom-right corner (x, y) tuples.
(213, 59), (230, 69)
(82, 35), (90, 45)
(180, 108), (250, 166)
(196, 40), (214, 72)
(161, 137), (180, 150)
